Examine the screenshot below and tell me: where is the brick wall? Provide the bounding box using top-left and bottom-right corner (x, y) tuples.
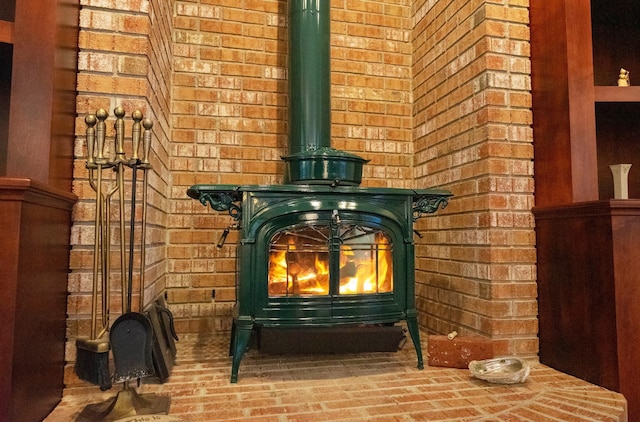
(412, 0), (537, 357)
(66, 0), (537, 384)
(66, 0), (173, 386)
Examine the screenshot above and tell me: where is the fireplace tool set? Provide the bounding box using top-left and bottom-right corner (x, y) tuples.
(74, 107), (172, 420)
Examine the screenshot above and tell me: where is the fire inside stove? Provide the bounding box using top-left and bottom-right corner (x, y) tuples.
(268, 224), (393, 296)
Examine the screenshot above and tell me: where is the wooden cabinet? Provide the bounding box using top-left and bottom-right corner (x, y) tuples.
(535, 202), (640, 418)
(531, 0), (640, 418)
(0, 1), (79, 421)
(0, 179), (76, 422)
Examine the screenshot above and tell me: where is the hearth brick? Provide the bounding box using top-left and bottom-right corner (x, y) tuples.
(46, 332), (627, 421)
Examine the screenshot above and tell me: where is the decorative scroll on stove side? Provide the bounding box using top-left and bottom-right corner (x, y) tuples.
(188, 185), (451, 383)
(199, 190), (242, 219)
(413, 195), (450, 219)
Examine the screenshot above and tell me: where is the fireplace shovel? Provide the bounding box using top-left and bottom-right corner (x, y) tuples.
(110, 311), (154, 382)
(110, 114), (155, 383)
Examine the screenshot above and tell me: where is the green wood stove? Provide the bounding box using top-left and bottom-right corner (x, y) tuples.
(187, 0), (451, 383)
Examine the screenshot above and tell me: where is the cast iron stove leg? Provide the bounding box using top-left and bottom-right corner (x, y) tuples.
(406, 315), (425, 370)
(228, 321), (236, 357)
(230, 321), (253, 383)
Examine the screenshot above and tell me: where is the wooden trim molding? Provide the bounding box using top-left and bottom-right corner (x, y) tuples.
(0, 177), (77, 208)
(0, 20), (14, 44)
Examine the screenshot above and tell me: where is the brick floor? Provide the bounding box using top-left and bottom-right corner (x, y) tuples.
(45, 330), (628, 421)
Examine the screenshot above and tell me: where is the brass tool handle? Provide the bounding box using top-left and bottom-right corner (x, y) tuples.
(86, 111), (103, 339)
(90, 152), (104, 339)
(95, 109), (108, 164)
(114, 106), (126, 162)
(141, 118), (153, 168)
(131, 110), (143, 162)
(85, 114), (97, 168)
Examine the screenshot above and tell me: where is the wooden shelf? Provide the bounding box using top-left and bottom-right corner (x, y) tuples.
(0, 20), (13, 44)
(595, 86), (640, 102)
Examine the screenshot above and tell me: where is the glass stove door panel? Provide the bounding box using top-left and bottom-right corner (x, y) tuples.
(338, 228), (393, 295)
(267, 223), (393, 297)
(268, 226), (331, 296)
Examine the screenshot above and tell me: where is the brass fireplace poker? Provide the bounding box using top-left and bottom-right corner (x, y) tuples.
(76, 107), (170, 421)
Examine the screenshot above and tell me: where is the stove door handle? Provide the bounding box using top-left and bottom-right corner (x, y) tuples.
(332, 209), (341, 224)
(217, 227), (231, 248)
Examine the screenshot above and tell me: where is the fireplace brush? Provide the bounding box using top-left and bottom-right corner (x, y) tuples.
(74, 109), (117, 391)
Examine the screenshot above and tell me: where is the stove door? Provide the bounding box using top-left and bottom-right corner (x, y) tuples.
(251, 210), (408, 325)
(337, 225), (393, 295)
(268, 225), (331, 297)
(267, 224), (393, 297)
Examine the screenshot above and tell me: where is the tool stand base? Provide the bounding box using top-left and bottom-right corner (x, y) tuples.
(76, 384), (170, 421)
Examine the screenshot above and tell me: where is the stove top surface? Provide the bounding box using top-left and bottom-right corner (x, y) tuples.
(188, 183), (452, 198)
